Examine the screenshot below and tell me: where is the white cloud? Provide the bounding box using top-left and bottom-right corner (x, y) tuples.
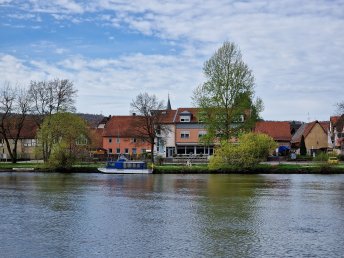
(0, 53), (202, 115)
(2, 0), (344, 120)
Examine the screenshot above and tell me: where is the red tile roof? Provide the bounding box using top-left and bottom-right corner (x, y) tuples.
(330, 116), (340, 125)
(254, 121), (291, 141)
(174, 108), (200, 123)
(291, 120), (328, 143)
(0, 115), (39, 139)
(155, 109), (177, 124)
(103, 116), (149, 138)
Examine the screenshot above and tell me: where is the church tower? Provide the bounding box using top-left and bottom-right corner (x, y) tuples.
(166, 94), (172, 110)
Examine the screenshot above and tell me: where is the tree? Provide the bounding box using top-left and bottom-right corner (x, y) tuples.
(0, 82), (32, 163)
(130, 93), (168, 164)
(193, 41), (263, 142)
(335, 101), (344, 114)
(300, 135), (307, 156)
(29, 79), (77, 162)
(209, 132), (277, 169)
(37, 112), (88, 169)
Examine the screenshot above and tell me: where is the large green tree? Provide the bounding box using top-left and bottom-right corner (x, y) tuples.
(37, 112), (88, 169)
(193, 41), (263, 141)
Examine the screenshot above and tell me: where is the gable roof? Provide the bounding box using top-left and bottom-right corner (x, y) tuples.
(102, 116), (149, 138)
(155, 109), (177, 124)
(254, 121), (291, 141)
(174, 108), (200, 123)
(0, 115), (39, 139)
(291, 120), (327, 143)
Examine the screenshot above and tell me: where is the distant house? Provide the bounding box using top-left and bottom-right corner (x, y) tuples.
(174, 108), (214, 156)
(330, 114), (344, 154)
(102, 115), (151, 157)
(254, 121), (292, 147)
(154, 109), (177, 158)
(0, 116), (41, 160)
(291, 120), (330, 154)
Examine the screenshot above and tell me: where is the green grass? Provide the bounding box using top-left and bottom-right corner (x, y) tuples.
(1, 161), (344, 174)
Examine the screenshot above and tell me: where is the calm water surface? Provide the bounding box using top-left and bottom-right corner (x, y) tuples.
(0, 173), (344, 257)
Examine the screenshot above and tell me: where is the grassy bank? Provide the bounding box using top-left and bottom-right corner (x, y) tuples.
(1, 162), (344, 174)
(154, 163), (344, 174)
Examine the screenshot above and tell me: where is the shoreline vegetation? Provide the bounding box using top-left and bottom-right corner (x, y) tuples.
(1, 162), (344, 174)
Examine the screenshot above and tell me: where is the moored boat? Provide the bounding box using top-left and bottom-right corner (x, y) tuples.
(98, 156), (153, 174)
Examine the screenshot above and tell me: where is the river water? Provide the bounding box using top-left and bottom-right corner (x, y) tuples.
(0, 173), (343, 257)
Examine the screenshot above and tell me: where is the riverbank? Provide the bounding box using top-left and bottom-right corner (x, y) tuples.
(1, 162), (344, 174)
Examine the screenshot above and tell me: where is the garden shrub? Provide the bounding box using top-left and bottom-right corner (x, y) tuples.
(209, 132), (277, 170)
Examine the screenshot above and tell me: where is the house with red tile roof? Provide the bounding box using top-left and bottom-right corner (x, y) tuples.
(102, 115), (151, 157)
(173, 108), (215, 156)
(291, 120), (330, 154)
(254, 121), (292, 147)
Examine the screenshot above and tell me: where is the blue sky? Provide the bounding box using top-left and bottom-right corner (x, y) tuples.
(1, 0), (343, 121)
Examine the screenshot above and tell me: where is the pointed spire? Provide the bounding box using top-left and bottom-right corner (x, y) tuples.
(167, 93), (172, 110)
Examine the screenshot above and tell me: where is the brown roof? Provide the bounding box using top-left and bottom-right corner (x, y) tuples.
(319, 121), (330, 132)
(291, 120), (327, 143)
(0, 115), (39, 139)
(102, 116), (149, 138)
(155, 109), (177, 124)
(254, 121), (291, 141)
(174, 108), (200, 123)
(330, 116), (340, 125)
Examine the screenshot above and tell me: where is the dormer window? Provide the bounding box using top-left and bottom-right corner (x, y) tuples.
(180, 110), (192, 122)
(180, 116), (190, 122)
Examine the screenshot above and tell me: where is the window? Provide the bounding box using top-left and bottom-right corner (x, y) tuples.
(198, 131), (207, 138)
(116, 148), (120, 154)
(141, 149), (146, 153)
(76, 135), (88, 145)
(181, 131), (190, 139)
(108, 148), (112, 153)
(125, 148), (129, 154)
(180, 116), (191, 122)
(132, 148), (137, 154)
(23, 139), (38, 147)
(116, 137), (120, 143)
(131, 138), (137, 143)
(108, 138), (112, 143)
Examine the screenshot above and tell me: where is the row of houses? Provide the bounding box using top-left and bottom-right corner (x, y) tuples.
(254, 115), (344, 155)
(1, 104), (344, 161)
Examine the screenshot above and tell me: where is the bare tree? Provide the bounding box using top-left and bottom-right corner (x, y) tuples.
(29, 79), (77, 162)
(336, 101), (344, 114)
(130, 93), (169, 163)
(0, 82), (32, 163)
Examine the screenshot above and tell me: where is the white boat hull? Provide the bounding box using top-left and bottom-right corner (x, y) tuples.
(98, 168), (153, 174)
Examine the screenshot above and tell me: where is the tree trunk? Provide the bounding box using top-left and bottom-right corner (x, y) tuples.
(150, 142), (154, 164)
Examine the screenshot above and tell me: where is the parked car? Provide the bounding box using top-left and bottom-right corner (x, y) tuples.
(328, 156), (339, 164)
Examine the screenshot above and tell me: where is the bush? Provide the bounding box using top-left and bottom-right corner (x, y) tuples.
(338, 154), (344, 161)
(313, 152), (329, 162)
(47, 144), (76, 170)
(209, 132), (277, 170)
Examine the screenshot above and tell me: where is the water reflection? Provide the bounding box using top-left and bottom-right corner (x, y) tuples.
(0, 173), (344, 257)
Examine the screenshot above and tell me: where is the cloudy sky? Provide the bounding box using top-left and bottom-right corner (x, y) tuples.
(1, 0), (343, 121)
